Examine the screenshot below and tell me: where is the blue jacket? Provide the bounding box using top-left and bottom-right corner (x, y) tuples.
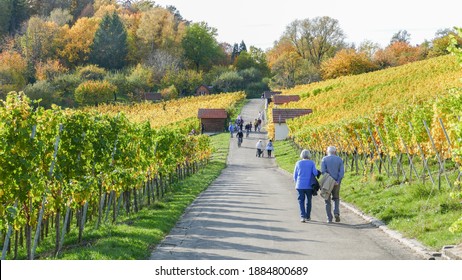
(293, 159), (318, 189)
(321, 155), (344, 183)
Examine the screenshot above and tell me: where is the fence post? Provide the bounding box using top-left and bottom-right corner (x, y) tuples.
(408, 122), (435, 185)
(375, 124), (396, 177)
(394, 124), (419, 182)
(438, 117), (461, 184)
(367, 126), (387, 176)
(353, 129), (367, 173)
(423, 120), (451, 189)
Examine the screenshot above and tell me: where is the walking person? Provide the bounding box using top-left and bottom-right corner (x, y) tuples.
(293, 150), (319, 222)
(256, 140), (263, 157)
(321, 146), (345, 223)
(266, 139), (274, 157)
(236, 129), (244, 147)
(245, 123), (251, 137)
(228, 122), (234, 138)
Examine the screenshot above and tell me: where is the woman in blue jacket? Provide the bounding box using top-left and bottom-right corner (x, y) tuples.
(293, 149), (319, 222)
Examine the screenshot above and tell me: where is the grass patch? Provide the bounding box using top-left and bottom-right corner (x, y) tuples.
(33, 133), (230, 260)
(273, 140), (301, 173)
(273, 139), (462, 250)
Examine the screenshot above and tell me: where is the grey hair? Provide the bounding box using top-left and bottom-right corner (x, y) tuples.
(327, 146), (337, 155)
(300, 149), (311, 159)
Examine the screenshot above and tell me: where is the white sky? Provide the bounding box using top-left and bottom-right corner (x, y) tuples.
(154, 0), (462, 50)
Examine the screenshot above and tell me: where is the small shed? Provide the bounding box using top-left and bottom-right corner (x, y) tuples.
(262, 91), (282, 108)
(142, 92), (162, 102)
(273, 95), (300, 105)
(195, 85), (213, 96)
(198, 108), (228, 133)
(272, 108), (312, 140)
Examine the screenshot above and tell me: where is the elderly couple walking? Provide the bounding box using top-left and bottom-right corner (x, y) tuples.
(293, 146), (345, 223)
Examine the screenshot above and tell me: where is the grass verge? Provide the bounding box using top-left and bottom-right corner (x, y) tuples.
(37, 133), (230, 260)
(274, 139), (462, 250)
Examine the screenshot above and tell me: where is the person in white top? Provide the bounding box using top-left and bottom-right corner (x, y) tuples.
(256, 140), (263, 157)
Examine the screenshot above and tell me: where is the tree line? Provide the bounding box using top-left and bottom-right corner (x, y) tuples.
(1, 0), (460, 107)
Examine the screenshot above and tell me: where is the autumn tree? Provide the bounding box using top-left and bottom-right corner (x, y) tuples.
(77, 64), (106, 80)
(126, 63), (155, 97)
(160, 69), (203, 96)
(320, 49), (378, 79)
(60, 17), (100, 67)
(136, 7), (186, 56)
(374, 41), (424, 68)
(218, 42), (233, 65)
(24, 80), (60, 108)
(89, 12), (128, 69)
(143, 49), (182, 82)
(0, 51), (27, 96)
(48, 8), (73, 26)
(74, 80), (117, 105)
(357, 40), (380, 58)
(181, 22), (224, 71)
(428, 28), (462, 58)
(160, 84), (179, 100)
(283, 16), (345, 66)
(20, 16), (64, 82)
(267, 39), (318, 88)
(35, 59), (68, 81)
(70, 0), (94, 20)
(21, 16), (63, 63)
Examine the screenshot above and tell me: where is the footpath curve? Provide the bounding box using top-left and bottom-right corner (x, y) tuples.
(150, 99), (426, 260)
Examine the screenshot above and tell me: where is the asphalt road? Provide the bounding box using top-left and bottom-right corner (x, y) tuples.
(150, 99), (423, 260)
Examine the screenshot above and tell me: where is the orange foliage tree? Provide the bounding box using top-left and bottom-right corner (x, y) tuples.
(374, 41), (425, 68)
(320, 49), (379, 79)
(60, 17), (101, 67)
(35, 59), (68, 81)
(0, 51), (27, 95)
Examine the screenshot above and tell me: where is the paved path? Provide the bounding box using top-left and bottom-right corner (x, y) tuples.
(150, 99), (423, 260)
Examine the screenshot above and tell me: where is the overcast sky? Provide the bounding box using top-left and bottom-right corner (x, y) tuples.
(154, 0), (462, 50)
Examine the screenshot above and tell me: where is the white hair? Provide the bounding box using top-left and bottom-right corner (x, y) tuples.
(327, 146), (337, 155)
(300, 149), (311, 159)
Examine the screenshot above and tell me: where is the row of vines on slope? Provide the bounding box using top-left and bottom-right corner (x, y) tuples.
(272, 32), (462, 233)
(0, 91), (245, 259)
(87, 91), (246, 128)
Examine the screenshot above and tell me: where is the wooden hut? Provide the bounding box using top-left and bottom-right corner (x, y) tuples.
(198, 108), (228, 133)
(272, 108), (312, 140)
(195, 85), (213, 96)
(273, 95), (300, 105)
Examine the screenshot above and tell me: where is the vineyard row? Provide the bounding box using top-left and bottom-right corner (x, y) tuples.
(0, 92), (228, 259)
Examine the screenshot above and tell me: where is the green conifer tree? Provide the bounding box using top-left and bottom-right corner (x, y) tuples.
(90, 12), (128, 70)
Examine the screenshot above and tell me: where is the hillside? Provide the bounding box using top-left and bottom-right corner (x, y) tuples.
(279, 55), (462, 126)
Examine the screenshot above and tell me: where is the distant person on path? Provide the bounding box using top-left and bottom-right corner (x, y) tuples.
(256, 140), (264, 157)
(321, 146), (345, 223)
(293, 149), (319, 222)
(254, 119), (259, 132)
(228, 122), (234, 138)
(266, 140), (274, 157)
(245, 123), (251, 137)
(236, 129), (244, 147)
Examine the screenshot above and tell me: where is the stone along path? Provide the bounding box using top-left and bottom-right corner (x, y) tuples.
(150, 99), (423, 260)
